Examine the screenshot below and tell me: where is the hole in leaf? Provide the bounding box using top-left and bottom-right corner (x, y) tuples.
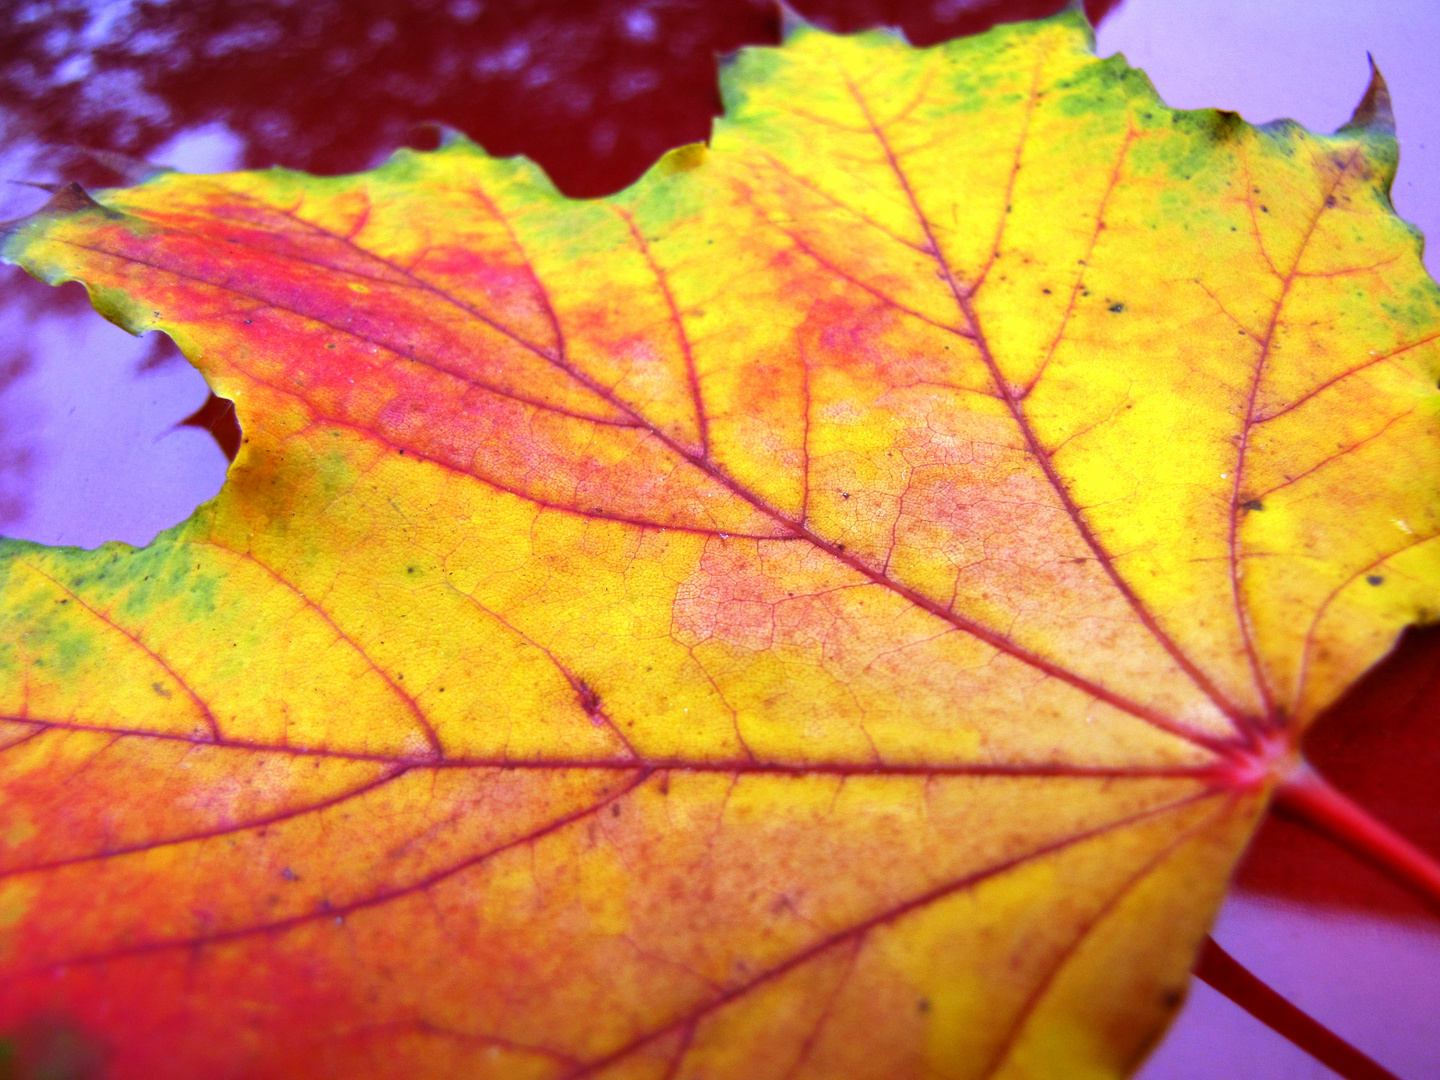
(0, 270), (231, 549)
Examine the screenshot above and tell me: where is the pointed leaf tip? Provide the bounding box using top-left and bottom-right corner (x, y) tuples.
(1339, 55), (1395, 137)
(36, 181), (113, 218)
(2, 181), (111, 240)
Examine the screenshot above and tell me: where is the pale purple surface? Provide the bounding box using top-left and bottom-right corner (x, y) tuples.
(1139, 898), (1440, 1080)
(1, 0), (1438, 1076)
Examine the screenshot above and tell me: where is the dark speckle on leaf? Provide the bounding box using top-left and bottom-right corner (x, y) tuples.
(1367, 575), (1385, 586)
(1108, 302), (1124, 313)
(1241, 499), (1264, 512)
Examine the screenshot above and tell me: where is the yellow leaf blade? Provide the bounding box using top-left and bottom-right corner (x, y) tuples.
(2, 13), (1437, 1079)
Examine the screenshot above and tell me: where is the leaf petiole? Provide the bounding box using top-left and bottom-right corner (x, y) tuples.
(1273, 764), (1440, 916)
(1194, 936), (1401, 1080)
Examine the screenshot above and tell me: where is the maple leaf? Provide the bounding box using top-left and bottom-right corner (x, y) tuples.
(2, 13), (1438, 1079)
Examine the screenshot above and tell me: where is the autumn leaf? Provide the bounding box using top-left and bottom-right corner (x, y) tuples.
(2, 12), (1438, 1079)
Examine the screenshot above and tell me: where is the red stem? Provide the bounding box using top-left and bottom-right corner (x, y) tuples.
(1194, 937), (1400, 1080)
(1273, 763), (1440, 916)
